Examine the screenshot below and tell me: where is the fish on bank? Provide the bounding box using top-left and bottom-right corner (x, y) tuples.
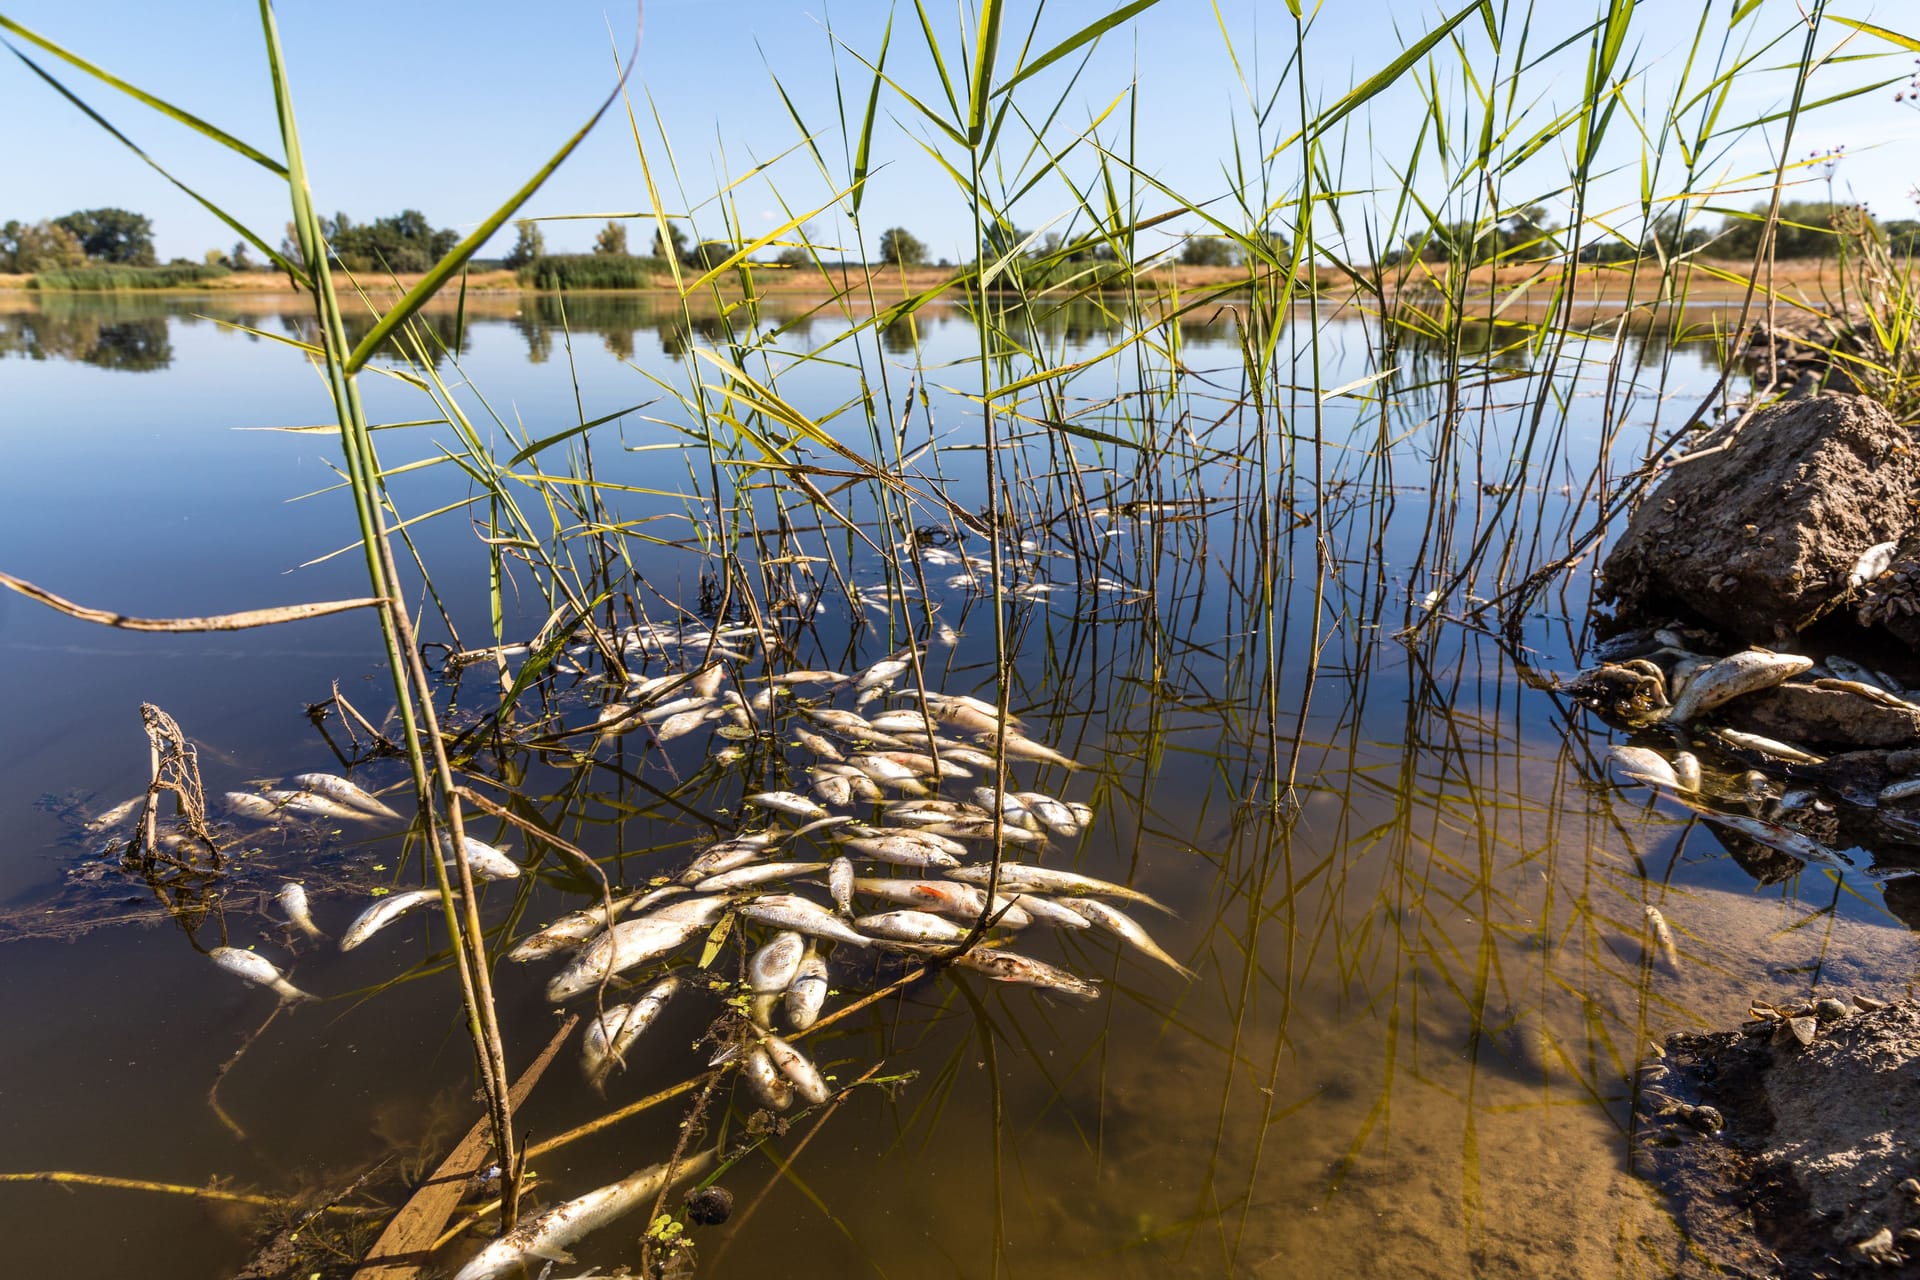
(340, 888), (454, 951)
(210, 947), (315, 1003)
(1665, 649), (1813, 723)
(275, 883), (324, 939)
(450, 1148), (717, 1280)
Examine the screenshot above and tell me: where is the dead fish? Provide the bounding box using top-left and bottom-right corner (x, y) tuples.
(209, 946), (315, 1003)
(1608, 745), (1680, 790)
(508, 890), (669, 962)
(856, 910), (972, 943)
(1645, 906), (1681, 973)
(738, 894), (872, 948)
(829, 855), (852, 917)
(811, 772), (852, 807)
(639, 695), (714, 722)
(596, 702), (641, 736)
(656, 708), (723, 741)
(855, 656), (912, 692)
(692, 861), (827, 893)
(264, 788), (378, 824)
(680, 833), (777, 882)
(768, 669), (850, 686)
(742, 1046), (793, 1111)
(1671, 752), (1702, 793)
(946, 864), (1171, 913)
(1057, 897), (1194, 978)
(223, 791), (283, 822)
(935, 623), (961, 646)
(922, 820), (1050, 846)
(1016, 792), (1084, 837)
(276, 883), (324, 939)
(853, 877), (1033, 928)
(1666, 650), (1813, 723)
(581, 976), (681, 1091)
(999, 892), (1091, 931)
(85, 794), (147, 832)
(817, 764), (883, 802)
(547, 897), (734, 1002)
(990, 733), (1080, 770)
(932, 743), (1000, 769)
(804, 708), (874, 736)
(340, 888), (452, 951)
(794, 727), (845, 761)
(1713, 728), (1824, 764)
(1697, 810), (1856, 872)
(441, 835), (521, 881)
(1849, 540), (1898, 589)
(840, 825), (969, 857)
(784, 948), (829, 1031)
(761, 1032), (831, 1105)
(867, 710), (935, 735)
(1824, 655), (1886, 687)
(286, 773), (404, 822)
(745, 791), (829, 820)
(1811, 677), (1920, 712)
(449, 1148), (717, 1280)
(971, 787), (1035, 825)
(749, 931), (808, 994)
(1881, 778), (1920, 803)
(690, 663), (727, 699)
(952, 948), (1100, 1000)
(836, 837), (961, 869)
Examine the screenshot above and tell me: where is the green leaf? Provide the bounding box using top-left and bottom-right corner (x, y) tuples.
(508, 401), (653, 466)
(1828, 15), (1920, 53)
(991, 0), (1165, 98)
(967, 0), (1005, 143)
(1270, 0), (1485, 156)
(698, 914), (733, 969)
(853, 14), (891, 216)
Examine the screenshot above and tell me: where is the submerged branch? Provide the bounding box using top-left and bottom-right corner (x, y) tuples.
(0, 570), (386, 632)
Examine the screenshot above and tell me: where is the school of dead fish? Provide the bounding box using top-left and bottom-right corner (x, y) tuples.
(102, 627), (1187, 1277)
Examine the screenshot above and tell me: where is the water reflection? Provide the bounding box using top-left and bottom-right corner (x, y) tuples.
(0, 296), (173, 370)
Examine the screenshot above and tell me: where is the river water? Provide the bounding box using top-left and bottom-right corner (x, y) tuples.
(1, 289), (1914, 1278)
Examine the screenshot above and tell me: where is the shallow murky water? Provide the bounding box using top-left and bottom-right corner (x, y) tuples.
(2, 290), (1915, 1278)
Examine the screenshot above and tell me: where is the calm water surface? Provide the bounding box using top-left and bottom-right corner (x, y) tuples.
(1, 291), (1914, 1278)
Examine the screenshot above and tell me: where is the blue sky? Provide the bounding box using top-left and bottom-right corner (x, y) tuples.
(3, 0), (1917, 266)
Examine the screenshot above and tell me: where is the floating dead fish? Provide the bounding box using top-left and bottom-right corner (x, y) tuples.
(84, 794), (147, 832)
(1883, 778), (1920, 803)
(999, 892), (1091, 931)
(855, 656), (912, 692)
(692, 861), (827, 893)
(990, 733), (1080, 770)
(1696, 809), (1857, 873)
(581, 976), (681, 1091)
(856, 910), (972, 943)
(853, 877), (1033, 928)
(287, 773), (403, 821)
(817, 763), (883, 803)
(921, 820), (1051, 846)
(508, 890), (668, 962)
(742, 1046), (793, 1111)
(547, 897), (734, 1001)
(655, 707), (724, 741)
(745, 791), (829, 820)
(829, 857), (854, 914)
(441, 835), (521, 882)
(210, 946), (314, 1003)
(794, 727), (845, 761)
(952, 948), (1100, 1000)
(804, 708), (874, 736)
(738, 894), (871, 948)
(223, 790), (282, 821)
(811, 772), (852, 806)
(935, 623), (961, 646)
(761, 1032), (831, 1105)
(867, 710), (935, 735)
(1666, 650), (1813, 723)
(680, 833), (777, 883)
(276, 883), (324, 939)
(767, 669), (850, 687)
(449, 1148), (716, 1280)
(784, 948), (828, 1031)
(1016, 791), (1085, 837)
(1058, 897), (1194, 978)
(1671, 752), (1702, 793)
(263, 788), (377, 824)
(947, 864), (1170, 913)
(340, 888), (452, 951)
(1712, 728), (1824, 764)
(749, 931), (807, 995)
(1608, 745), (1680, 790)
(836, 837), (961, 869)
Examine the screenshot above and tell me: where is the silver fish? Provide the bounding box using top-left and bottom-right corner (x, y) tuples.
(441, 835), (521, 882)
(989, 732), (1080, 770)
(1849, 540), (1898, 589)
(581, 976), (681, 1090)
(812, 772), (852, 806)
(1880, 778), (1920, 802)
(1000, 892), (1091, 931)
(749, 931), (808, 994)
(1016, 792), (1084, 837)
(508, 889), (671, 963)
(853, 877), (1033, 928)
(1713, 728), (1824, 764)
(275, 883), (324, 939)
(762, 1032), (831, 1105)
(547, 897), (733, 1001)
(1608, 745), (1680, 790)
(745, 791), (829, 820)
(836, 837), (961, 869)
(855, 656), (912, 691)
(971, 787), (1036, 825)
(1057, 897), (1194, 978)
(855, 910), (971, 943)
(640, 695), (715, 722)
(450, 1148), (716, 1280)
(1644, 906), (1681, 973)
(692, 861), (827, 893)
(286, 772), (403, 821)
(935, 623), (961, 646)
(794, 727), (845, 761)
(922, 820), (1050, 846)
(263, 788), (377, 824)
(867, 711), (935, 735)
(1671, 752), (1702, 793)
(1667, 650), (1814, 723)
(340, 888), (451, 951)
(223, 791), (283, 822)
(952, 947), (1100, 1000)
(839, 825), (969, 857)
(742, 1046), (793, 1110)
(738, 894), (872, 948)
(210, 946), (314, 1003)
(767, 669), (850, 686)
(946, 863), (1169, 912)
(680, 833), (777, 882)
(656, 708), (723, 741)
(829, 857), (854, 915)
(85, 794), (147, 832)
(784, 948), (828, 1030)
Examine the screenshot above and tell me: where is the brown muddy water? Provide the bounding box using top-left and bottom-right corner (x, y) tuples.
(1, 291), (1915, 1279)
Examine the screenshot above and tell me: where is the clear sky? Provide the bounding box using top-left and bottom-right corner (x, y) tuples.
(3, 0), (1916, 265)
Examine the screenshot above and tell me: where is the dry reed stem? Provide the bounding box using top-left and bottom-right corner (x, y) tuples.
(0, 570), (386, 631)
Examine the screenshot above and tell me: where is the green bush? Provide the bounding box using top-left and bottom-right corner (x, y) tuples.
(517, 253), (670, 290)
(30, 262), (232, 290)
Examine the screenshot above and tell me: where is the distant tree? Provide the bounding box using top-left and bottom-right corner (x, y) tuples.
(0, 219), (86, 272)
(54, 207), (156, 265)
(691, 240), (735, 270)
(203, 248), (226, 267)
(1180, 235), (1237, 267)
(325, 209), (458, 273)
(878, 226), (928, 266)
(1715, 200), (1858, 260)
(1885, 219), (1920, 257)
(650, 222), (690, 263)
(593, 220), (629, 256)
(229, 240), (255, 270)
(1498, 204), (1561, 259)
(504, 220), (546, 268)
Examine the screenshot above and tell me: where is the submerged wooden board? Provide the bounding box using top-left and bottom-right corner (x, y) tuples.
(353, 1015), (577, 1280)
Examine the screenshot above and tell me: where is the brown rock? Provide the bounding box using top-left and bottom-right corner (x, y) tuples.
(1601, 394), (1920, 642)
(1719, 683), (1920, 748)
